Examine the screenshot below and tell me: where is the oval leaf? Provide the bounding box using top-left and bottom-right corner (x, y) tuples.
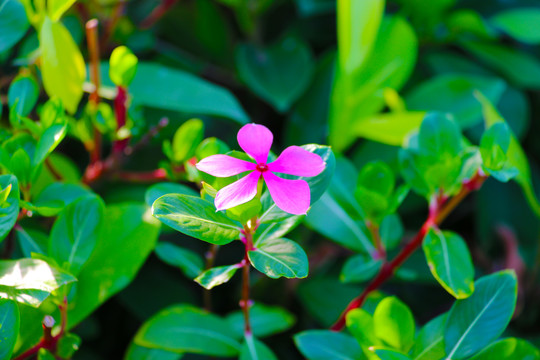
(248, 238), (308, 279)
(0, 299), (20, 359)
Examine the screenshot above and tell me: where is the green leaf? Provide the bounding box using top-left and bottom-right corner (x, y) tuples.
(68, 203), (160, 327)
(0, 258), (76, 307)
(480, 122), (511, 171)
(0, 175), (19, 243)
(33, 122), (67, 166)
(405, 74), (506, 129)
(15, 227), (48, 257)
(236, 37), (314, 112)
(356, 160), (395, 221)
(248, 238), (308, 279)
(134, 305), (241, 356)
(341, 254), (383, 283)
(240, 335), (278, 360)
(253, 215), (303, 245)
(48, 0), (76, 21)
(411, 314), (447, 360)
(462, 41), (540, 89)
(98, 62), (249, 124)
(295, 330), (363, 360)
(196, 137), (230, 159)
(35, 183), (90, 208)
(330, 15), (417, 151)
(469, 337), (540, 360)
(226, 303), (295, 339)
(152, 194), (240, 245)
(154, 242), (203, 279)
(422, 229), (475, 299)
(49, 194), (105, 275)
(109, 46), (138, 87)
(491, 9), (540, 44)
(227, 197), (262, 224)
(354, 112), (425, 146)
(0, 0), (30, 53)
(144, 182), (198, 208)
(38, 349), (56, 360)
(346, 309), (381, 359)
(8, 74), (39, 117)
(0, 299), (19, 360)
(374, 349), (412, 360)
(476, 92), (540, 217)
(124, 342), (181, 360)
(172, 119), (204, 163)
(56, 333), (81, 359)
(194, 264), (240, 289)
(373, 296), (415, 352)
(39, 16), (86, 114)
(306, 192), (374, 254)
(337, 0), (384, 75)
(9, 149), (31, 186)
(260, 144), (335, 222)
(444, 270), (518, 359)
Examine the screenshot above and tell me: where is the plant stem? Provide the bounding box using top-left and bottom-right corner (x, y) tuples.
(203, 244), (219, 311)
(85, 18), (102, 165)
(241, 222), (256, 336)
(366, 220), (385, 260)
(140, 0), (178, 28)
(330, 173), (487, 331)
(13, 297), (68, 360)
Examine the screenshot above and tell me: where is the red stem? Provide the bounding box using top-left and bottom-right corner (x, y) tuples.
(140, 0), (178, 28)
(330, 173), (487, 331)
(114, 168), (168, 182)
(13, 298), (68, 360)
(241, 222), (256, 336)
(113, 86), (128, 154)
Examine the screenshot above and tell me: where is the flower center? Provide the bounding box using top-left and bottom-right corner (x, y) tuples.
(256, 163), (269, 172)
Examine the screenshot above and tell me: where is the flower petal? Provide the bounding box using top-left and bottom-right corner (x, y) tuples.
(215, 171), (261, 210)
(268, 146), (325, 177)
(196, 155), (256, 177)
(237, 123), (273, 164)
(263, 172), (310, 215)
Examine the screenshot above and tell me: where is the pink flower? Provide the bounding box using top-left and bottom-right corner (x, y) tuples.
(196, 124), (325, 215)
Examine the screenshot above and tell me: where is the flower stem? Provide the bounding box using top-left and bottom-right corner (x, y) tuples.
(85, 19), (102, 165)
(330, 173), (487, 331)
(241, 222), (256, 336)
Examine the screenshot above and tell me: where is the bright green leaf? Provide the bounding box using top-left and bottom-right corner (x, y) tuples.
(172, 119), (204, 163)
(152, 194), (241, 245)
(33, 123), (67, 166)
(194, 264), (240, 289)
(295, 330), (363, 360)
(469, 337), (540, 360)
(109, 46), (139, 87)
(134, 305), (241, 356)
(0, 299), (19, 360)
(423, 229), (475, 299)
(373, 296), (415, 352)
(444, 270), (518, 359)
(248, 238), (308, 279)
(0, 175), (19, 243)
(8, 74), (39, 117)
(39, 16), (86, 114)
(354, 112), (425, 146)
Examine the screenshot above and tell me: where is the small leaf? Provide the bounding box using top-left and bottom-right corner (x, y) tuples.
(56, 333), (81, 359)
(109, 46), (138, 87)
(236, 37), (315, 112)
(248, 238), (308, 279)
(172, 119), (204, 163)
(38, 349), (56, 360)
(0, 299), (19, 360)
(373, 296), (415, 352)
(0, 258), (76, 307)
(0, 175), (19, 243)
(152, 194), (241, 245)
(33, 122), (67, 166)
(240, 335), (278, 360)
(341, 254), (383, 283)
(411, 314), (447, 360)
(353, 112), (425, 146)
(374, 349), (412, 360)
(195, 264), (240, 289)
(48, 0), (77, 21)
(39, 16), (86, 114)
(346, 309), (381, 359)
(445, 270), (518, 359)
(226, 303), (295, 339)
(480, 122), (511, 171)
(134, 305), (241, 356)
(49, 194), (105, 275)
(8, 74), (39, 117)
(154, 242), (203, 279)
(0, 0), (29, 53)
(469, 337), (540, 360)
(491, 9), (540, 44)
(196, 137), (230, 159)
(294, 330), (363, 360)
(423, 229), (475, 299)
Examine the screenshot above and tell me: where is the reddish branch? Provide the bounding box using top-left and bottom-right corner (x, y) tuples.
(14, 298), (68, 360)
(240, 224), (255, 335)
(112, 86), (128, 154)
(331, 173), (487, 331)
(140, 0), (178, 28)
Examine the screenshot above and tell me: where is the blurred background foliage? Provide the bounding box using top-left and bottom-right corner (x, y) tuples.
(2, 0), (540, 358)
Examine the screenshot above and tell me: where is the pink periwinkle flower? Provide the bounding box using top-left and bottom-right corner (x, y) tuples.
(196, 123), (325, 215)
